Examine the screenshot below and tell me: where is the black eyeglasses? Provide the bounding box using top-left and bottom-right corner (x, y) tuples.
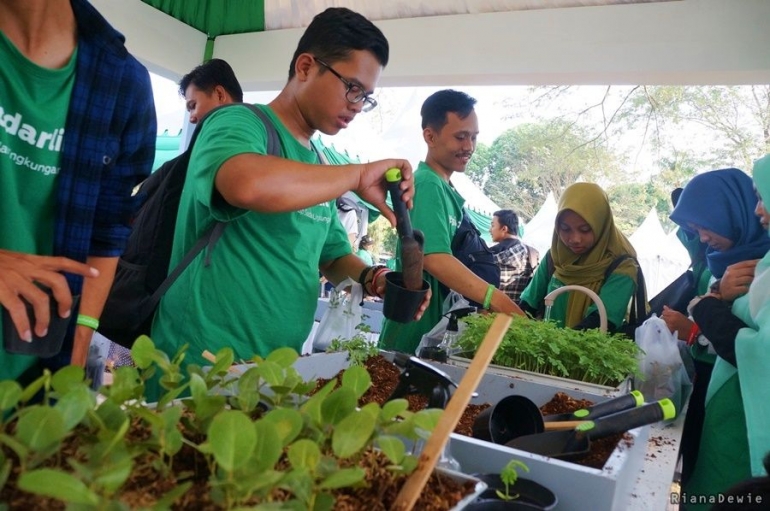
(314, 57), (377, 112)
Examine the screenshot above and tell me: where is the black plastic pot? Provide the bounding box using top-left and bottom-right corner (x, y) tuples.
(382, 272), (429, 323)
(470, 474), (558, 511)
(2, 291), (79, 358)
(472, 395), (543, 445)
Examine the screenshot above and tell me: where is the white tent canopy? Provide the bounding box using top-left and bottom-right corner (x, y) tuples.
(629, 208), (691, 297)
(93, 0), (770, 90)
(521, 192), (558, 255)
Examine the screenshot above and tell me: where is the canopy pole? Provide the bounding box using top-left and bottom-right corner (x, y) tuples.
(203, 37), (215, 63)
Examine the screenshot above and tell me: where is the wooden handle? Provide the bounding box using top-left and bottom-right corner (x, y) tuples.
(392, 313), (513, 510)
(543, 421), (588, 431)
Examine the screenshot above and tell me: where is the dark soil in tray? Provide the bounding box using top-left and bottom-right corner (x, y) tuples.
(317, 355), (632, 470)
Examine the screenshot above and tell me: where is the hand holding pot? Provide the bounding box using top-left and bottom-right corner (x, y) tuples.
(0, 249), (98, 340)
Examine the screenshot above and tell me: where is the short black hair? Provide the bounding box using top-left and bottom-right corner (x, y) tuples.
(421, 89), (477, 130)
(179, 58), (244, 102)
(288, 7), (389, 80)
(494, 210), (520, 235)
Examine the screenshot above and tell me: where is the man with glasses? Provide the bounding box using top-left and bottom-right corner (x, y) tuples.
(148, 7), (427, 387)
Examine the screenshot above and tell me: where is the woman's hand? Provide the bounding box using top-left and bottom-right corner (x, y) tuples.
(660, 305), (694, 341)
(718, 259), (759, 301)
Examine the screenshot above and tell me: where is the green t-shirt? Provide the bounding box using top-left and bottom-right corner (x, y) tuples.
(356, 249), (374, 266)
(0, 32), (75, 380)
(519, 251), (636, 329)
(151, 105), (351, 369)
(379, 163), (465, 353)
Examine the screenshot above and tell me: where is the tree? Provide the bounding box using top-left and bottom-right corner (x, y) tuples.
(530, 85), (770, 173)
(605, 182), (671, 236)
(466, 119), (624, 220)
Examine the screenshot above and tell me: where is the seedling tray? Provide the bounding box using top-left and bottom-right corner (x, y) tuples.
(266, 351), (649, 511)
(448, 354), (633, 397)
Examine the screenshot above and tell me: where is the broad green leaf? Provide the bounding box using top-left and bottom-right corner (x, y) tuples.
(0, 454), (11, 489)
(153, 481), (193, 510)
(19, 372), (48, 403)
(339, 365), (371, 399)
(189, 394), (227, 425)
(300, 380), (335, 427)
(106, 366), (143, 403)
(95, 399), (128, 432)
(210, 347), (235, 375)
(131, 335), (156, 368)
(18, 469), (98, 505)
(54, 384), (94, 430)
(17, 407), (66, 451)
(376, 435), (406, 464)
(0, 433), (28, 461)
(263, 408), (303, 446)
(256, 360), (284, 387)
(381, 399), (409, 421)
(207, 410), (256, 471)
(312, 492), (335, 511)
(318, 467), (365, 489)
(51, 365), (85, 394)
(287, 439), (321, 472)
(280, 469), (313, 505)
(266, 347), (299, 368)
(332, 404), (377, 459)
(189, 373), (208, 401)
(94, 448), (133, 492)
(251, 420), (283, 472)
(413, 408), (442, 433)
(0, 381), (22, 412)
(235, 368), (262, 413)
(320, 388), (357, 426)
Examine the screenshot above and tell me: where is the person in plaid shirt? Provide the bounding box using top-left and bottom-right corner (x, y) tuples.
(489, 209), (539, 302)
(0, 0), (156, 382)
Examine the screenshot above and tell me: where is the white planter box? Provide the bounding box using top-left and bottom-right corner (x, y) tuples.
(275, 351), (650, 511)
(448, 355), (633, 398)
(430, 360), (648, 511)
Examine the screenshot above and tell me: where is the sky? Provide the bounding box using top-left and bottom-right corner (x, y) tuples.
(153, 71), (677, 180)
(154, 73), (548, 165)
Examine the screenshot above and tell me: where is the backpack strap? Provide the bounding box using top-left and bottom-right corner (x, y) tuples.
(140, 105), (282, 321)
(603, 254), (648, 327)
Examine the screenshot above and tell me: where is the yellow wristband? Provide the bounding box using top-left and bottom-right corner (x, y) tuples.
(76, 314), (99, 330)
(483, 284), (495, 310)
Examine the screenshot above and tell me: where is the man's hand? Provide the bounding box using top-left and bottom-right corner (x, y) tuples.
(660, 305), (694, 341)
(718, 259), (758, 301)
(0, 250), (98, 341)
(355, 159), (414, 228)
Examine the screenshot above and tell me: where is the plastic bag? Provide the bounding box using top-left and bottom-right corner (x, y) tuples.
(633, 314), (693, 416)
(312, 278), (364, 352)
(415, 291), (474, 356)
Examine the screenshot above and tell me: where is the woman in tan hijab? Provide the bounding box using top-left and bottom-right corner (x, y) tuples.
(519, 182), (641, 332)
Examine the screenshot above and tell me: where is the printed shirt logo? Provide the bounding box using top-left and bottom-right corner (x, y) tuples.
(297, 205), (332, 224)
(0, 104), (63, 176)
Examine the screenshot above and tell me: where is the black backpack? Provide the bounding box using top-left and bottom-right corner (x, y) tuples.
(98, 104), (281, 348)
(441, 209), (501, 308)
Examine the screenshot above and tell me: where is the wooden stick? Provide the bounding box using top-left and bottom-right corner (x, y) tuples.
(543, 420), (588, 431)
(392, 313), (513, 511)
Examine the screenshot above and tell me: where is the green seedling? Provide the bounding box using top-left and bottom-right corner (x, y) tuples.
(495, 459), (530, 501)
(458, 313), (642, 387)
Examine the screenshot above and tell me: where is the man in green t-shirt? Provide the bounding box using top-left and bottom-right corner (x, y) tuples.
(379, 90), (524, 354)
(150, 8), (427, 377)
